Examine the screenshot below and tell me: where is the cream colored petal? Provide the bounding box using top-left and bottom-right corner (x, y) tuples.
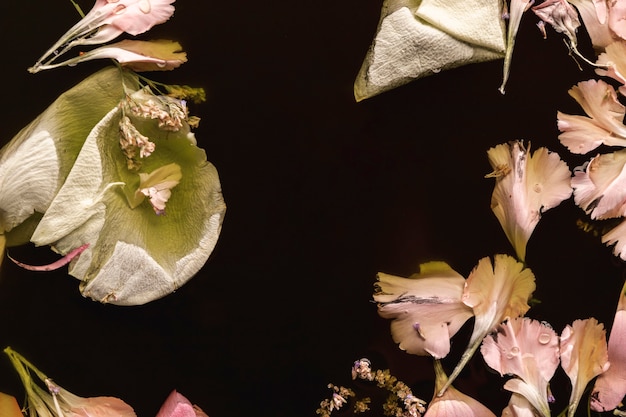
(557, 112), (619, 154)
(500, 0), (532, 94)
(374, 263), (474, 359)
(560, 318), (610, 417)
(354, 0), (505, 101)
(568, 80), (626, 139)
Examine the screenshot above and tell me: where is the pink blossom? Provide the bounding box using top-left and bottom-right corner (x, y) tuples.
(156, 390), (209, 417)
(591, 280), (626, 412)
(557, 79), (626, 154)
(374, 262), (474, 359)
(567, 0), (614, 49)
(560, 318), (610, 417)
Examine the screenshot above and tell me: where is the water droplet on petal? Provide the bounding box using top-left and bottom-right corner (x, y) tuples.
(138, 0), (151, 13)
(156, 61), (167, 68)
(506, 346), (520, 358)
(538, 333), (551, 344)
(114, 4), (126, 14)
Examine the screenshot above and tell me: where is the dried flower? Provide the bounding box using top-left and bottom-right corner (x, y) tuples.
(486, 141), (572, 261)
(374, 262), (474, 359)
(560, 318), (610, 417)
(155, 390), (209, 417)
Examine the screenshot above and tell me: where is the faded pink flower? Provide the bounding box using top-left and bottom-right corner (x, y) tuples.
(557, 79), (626, 154)
(481, 318), (559, 417)
(374, 262), (474, 359)
(596, 41), (626, 95)
(439, 255), (536, 396)
(501, 393), (539, 417)
(560, 318), (610, 417)
(532, 0), (580, 46)
(424, 360), (496, 417)
(591, 280), (626, 412)
(572, 149), (626, 220)
(156, 390), (209, 417)
(30, 0), (176, 73)
(33, 40), (187, 72)
(486, 141), (572, 261)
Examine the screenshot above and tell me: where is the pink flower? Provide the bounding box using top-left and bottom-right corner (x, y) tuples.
(596, 41), (626, 95)
(557, 79), (626, 154)
(481, 318), (559, 417)
(423, 360), (496, 417)
(374, 262), (474, 359)
(501, 393), (540, 417)
(560, 318), (610, 417)
(156, 390), (209, 417)
(591, 280), (626, 412)
(532, 0), (580, 47)
(33, 40), (187, 72)
(30, 0), (176, 73)
(439, 255), (536, 396)
(567, 0), (614, 49)
(486, 141), (572, 261)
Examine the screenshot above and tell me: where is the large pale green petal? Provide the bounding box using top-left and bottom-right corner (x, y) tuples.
(32, 76), (226, 306)
(0, 66), (133, 245)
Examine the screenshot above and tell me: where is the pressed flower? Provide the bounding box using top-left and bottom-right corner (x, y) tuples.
(557, 79), (626, 154)
(30, 0), (176, 73)
(560, 318), (610, 417)
(481, 317), (559, 417)
(0, 392), (22, 417)
(423, 359), (496, 417)
(439, 254), (536, 396)
(590, 280), (626, 412)
(33, 39), (188, 73)
(571, 149), (626, 220)
(531, 0), (580, 47)
(0, 67), (130, 264)
(486, 141), (572, 261)
(499, 0), (533, 94)
(595, 42), (626, 96)
(4, 347), (136, 417)
(353, 0), (505, 101)
(29, 68), (226, 305)
(374, 262), (474, 359)
(156, 390), (209, 417)
(501, 393), (540, 417)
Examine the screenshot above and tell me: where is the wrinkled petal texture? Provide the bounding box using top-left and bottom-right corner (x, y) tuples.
(572, 150), (626, 220)
(374, 262), (474, 358)
(557, 79), (626, 154)
(487, 141), (571, 261)
(595, 42), (626, 95)
(481, 318), (559, 417)
(560, 318), (610, 417)
(91, 0), (175, 36)
(69, 396), (136, 417)
(532, 0), (580, 44)
(608, 0), (626, 41)
(31, 70), (226, 305)
(463, 255), (536, 347)
(0, 67), (128, 244)
(591, 281), (626, 412)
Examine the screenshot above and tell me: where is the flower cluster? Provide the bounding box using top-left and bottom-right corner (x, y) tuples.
(0, 0), (226, 305)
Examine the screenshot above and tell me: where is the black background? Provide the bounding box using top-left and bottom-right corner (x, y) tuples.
(0, 1), (624, 416)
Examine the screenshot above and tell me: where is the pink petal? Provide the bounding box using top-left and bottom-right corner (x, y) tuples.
(601, 217), (626, 259)
(608, 0), (626, 40)
(568, 0), (614, 49)
(69, 395), (136, 417)
(156, 391), (208, 417)
(8, 243), (90, 272)
(557, 112), (616, 154)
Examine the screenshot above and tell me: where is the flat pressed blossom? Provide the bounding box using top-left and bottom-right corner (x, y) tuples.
(532, 0), (580, 47)
(486, 141), (572, 261)
(501, 393), (539, 417)
(353, 0), (505, 101)
(374, 262), (474, 359)
(595, 42), (626, 96)
(4, 347), (136, 417)
(560, 318), (610, 417)
(156, 390), (209, 417)
(30, 68), (226, 305)
(590, 280), (626, 412)
(500, 0), (533, 94)
(0, 67), (129, 264)
(557, 79), (626, 154)
(33, 39), (188, 72)
(423, 360), (496, 417)
(439, 254), (536, 396)
(571, 149), (626, 220)
(481, 318), (559, 417)
(30, 0), (176, 72)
